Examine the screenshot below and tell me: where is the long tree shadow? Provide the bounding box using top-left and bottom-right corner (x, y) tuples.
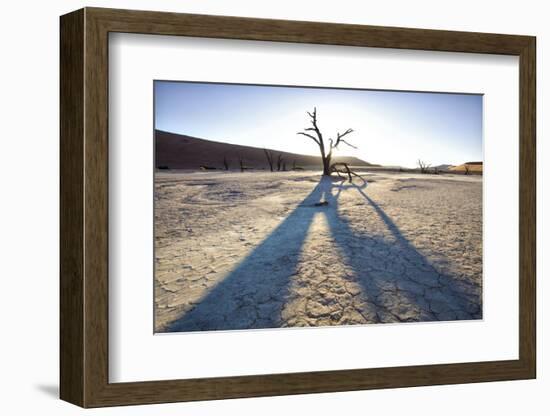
(164, 180), (327, 332)
(164, 175), (481, 332)
(321, 177), (481, 323)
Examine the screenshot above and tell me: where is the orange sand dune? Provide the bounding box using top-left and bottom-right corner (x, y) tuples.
(449, 162), (483, 174)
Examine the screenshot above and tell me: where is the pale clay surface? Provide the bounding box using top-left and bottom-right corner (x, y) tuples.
(154, 171), (482, 332)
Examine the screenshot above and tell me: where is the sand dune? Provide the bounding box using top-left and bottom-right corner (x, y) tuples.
(449, 161), (483, 174)
(155, 130), (375, 170)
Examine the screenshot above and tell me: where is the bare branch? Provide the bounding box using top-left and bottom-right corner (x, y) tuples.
(330, 162), (364, 183)
(300, 107), (324, 147)
(297, 132), (320, 145)
(339, 138), (357, 149)
(307, 107), (317, 122)
(417, 159), (431, 174)
(332, 128), (355, 149)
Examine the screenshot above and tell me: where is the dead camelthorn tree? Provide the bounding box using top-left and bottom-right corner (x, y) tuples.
(464, 164), (470, 175)
(238, 156), (245, 172)
(263, 149), (274, 172)
(276, 154), (284, 171)
(417, 159), (431, 174)
(223, 155), (229, 171)
(297, 107), (356, 176)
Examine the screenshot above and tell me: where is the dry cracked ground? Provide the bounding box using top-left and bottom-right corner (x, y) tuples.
(154, 171), (482, 332)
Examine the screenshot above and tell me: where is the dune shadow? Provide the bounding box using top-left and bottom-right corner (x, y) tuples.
(163, 175), (481, 332)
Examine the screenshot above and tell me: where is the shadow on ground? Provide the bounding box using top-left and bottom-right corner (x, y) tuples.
(164, 176), (481, 332)
(35, 384), (58, 399)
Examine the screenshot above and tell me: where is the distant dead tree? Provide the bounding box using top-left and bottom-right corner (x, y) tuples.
(417, 159), (431, 174)
(297, 107), (356, 176)
(222, 155), (229, 171)
(238, 156), (245, 172)
(263, 149), (274, 172)
(464, 164), (470, 175)
(276, 154), (284, 171)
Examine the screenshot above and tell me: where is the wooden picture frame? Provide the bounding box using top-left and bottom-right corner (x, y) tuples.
(60, 7), (536, 408)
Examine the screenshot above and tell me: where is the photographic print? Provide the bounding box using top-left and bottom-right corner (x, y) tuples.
(154, 81), (483, 333)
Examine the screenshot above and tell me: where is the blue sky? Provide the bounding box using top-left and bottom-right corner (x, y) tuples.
(154, 81), (482, 168)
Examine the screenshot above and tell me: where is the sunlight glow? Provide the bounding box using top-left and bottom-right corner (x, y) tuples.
(155, 81), (482, 168)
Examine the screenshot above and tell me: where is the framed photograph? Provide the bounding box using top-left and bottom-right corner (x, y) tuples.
(60, 7), (536, 407)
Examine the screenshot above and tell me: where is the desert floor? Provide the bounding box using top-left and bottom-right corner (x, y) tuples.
(154, 170), (482, 332)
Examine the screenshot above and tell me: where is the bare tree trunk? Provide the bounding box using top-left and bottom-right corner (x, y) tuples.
(263, 149), (274, 172)
(323, 153), (332, 176)
(276, 154), (284, 171)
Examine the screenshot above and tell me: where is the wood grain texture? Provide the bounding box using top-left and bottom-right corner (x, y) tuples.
(59, 7), (537, 408)
(88, 7), (532, 54)
(83, 10), (110, 406)
(59, 8), (84, 407)
(518, 38), (536, 376)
